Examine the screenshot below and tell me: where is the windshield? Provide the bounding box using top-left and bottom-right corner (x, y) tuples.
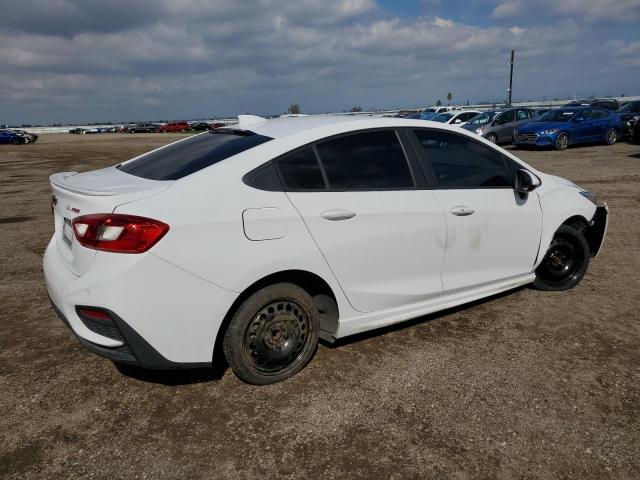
(422, 108), (437, 113)
(618, 101), (640, 113)
(432, 113), (454, 123)
(466, 111), (497, 125)
(118, 131), (272, 180)
(536, 109), (577, 122)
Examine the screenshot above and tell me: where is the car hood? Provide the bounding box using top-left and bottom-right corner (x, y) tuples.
(518, 121), (568, 133)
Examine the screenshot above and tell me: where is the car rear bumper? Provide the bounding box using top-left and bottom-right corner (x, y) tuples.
(43, 236), (239, 367)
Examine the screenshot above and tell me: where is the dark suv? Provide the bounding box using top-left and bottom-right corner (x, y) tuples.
(564, 98), (620, 111)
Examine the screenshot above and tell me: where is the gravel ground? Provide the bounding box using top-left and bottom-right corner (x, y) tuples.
(1, 133), (639, 479)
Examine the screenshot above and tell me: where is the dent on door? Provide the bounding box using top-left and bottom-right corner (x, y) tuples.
(242, 208), (286, 241)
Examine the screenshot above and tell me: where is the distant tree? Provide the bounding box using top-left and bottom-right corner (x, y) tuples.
(465, 99), (470, 106)
(436, 99), (442, 106)
(350, 105), (363, 112)
(447, 92), (453, 105)
(621, 93), (626, 97)
(287, 103), (301, 114)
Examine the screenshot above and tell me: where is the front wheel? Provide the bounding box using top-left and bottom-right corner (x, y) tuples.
(486, 132), (497, 143)
(605, 128), (617, 145)
(223, 283), (319, 384)
(555, 132), (569, 150)
(533, 225), (590, 291)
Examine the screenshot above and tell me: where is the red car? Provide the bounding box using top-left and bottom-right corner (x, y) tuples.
(156, 121), (191, 133)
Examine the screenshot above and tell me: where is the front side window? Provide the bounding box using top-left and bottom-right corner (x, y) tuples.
(315, 130), (414, 190)
(118, 131), (272, 180)
(412, 130), (512, 188)
(498, 110), (516, 124)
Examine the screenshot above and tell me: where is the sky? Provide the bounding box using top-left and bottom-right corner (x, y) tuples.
(1, 0), (639, 124)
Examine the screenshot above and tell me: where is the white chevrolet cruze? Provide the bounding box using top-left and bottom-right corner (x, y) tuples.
(44, 115), (608, 384)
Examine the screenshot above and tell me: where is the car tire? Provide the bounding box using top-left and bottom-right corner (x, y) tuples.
(223, 283), (319, 384)
(555, 133), (569, 150)
(486, 133), (497, 143)
(605, 128), (617, 145)
(23, 138), (30, 144)
(533, 225), (590, 291)
(11, 139), (20, 145)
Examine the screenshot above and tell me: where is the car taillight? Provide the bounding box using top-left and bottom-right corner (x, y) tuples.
(72, 214), (169, 253)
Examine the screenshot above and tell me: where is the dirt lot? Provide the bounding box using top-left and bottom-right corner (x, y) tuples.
(1, 133), (639, 479)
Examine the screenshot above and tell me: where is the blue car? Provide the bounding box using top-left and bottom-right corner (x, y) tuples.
(514, 106), (623, 150)
(0, 129), (26, 145)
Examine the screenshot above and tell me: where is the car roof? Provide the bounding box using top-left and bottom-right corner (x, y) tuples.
(222, 114), (496, 141)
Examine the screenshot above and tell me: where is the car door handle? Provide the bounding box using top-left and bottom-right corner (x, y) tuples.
(321, 209), (357, 221)
(450, 206), (475, 216)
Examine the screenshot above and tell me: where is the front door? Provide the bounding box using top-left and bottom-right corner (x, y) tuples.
(410, 128), (543, 292)
(277, 130), (447, 313)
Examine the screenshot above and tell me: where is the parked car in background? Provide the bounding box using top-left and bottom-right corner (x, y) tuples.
(396, 109), (421, 118)
(514, 106), (623, 150)
(44, 115), (608, 384)
(419, 106), (463, 120)
(462, 107), (537, 143)
(208, 122), (225, 131)
(129, 123), (160, 133)
(629, 116), (640, 142)
(430, 110), (481, 126)
(11, 129), (38, 143)
(69, 128), (86, 134)
(616, 100), (640, 138)
(564, 98), (620, 111)
(191, 122), (211, 131)
(0, 129), (26, 144)
(156, 121), (191, 133)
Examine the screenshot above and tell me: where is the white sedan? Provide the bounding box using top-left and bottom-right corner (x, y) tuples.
(431, 110), (481, 126)
(44, 115), (608, 384)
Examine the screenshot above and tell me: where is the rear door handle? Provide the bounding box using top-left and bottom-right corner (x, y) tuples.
(450, 205), (475, 216)
(321, 209), (356, 221)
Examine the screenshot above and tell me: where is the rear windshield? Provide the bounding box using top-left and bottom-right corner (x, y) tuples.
(118, 130), (272, 180)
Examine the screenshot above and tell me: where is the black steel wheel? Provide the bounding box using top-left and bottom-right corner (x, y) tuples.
(224, 283), (319, 384)
(533, 225), (590, 291)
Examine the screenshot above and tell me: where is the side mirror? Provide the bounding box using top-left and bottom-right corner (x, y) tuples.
(454, 119), (462, 124)
(516, 169), (541, 193)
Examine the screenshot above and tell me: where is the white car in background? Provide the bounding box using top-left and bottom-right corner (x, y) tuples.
(44, 115), (608, 384)
(431, 110), (481, 126)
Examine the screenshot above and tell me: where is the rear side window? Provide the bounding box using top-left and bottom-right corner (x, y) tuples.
(412, 130), (511, 188)
(118, 131), (272, 180)
(276, 148), (326, 190)
(315, 130), (414, 189)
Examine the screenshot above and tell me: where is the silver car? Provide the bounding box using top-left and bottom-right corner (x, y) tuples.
(462, 108), (537, 144)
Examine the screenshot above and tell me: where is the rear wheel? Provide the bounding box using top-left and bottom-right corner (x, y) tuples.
(533, 225), (590, 291)
(11, 139), (20, 145)
(605, 128), (617, 145)
(555, 132), (569, 150)
(223, 283), (319, 384)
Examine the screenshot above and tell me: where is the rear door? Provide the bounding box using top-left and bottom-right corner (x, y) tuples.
(280, 129), (447, 313)
(410, 128), (542, 291)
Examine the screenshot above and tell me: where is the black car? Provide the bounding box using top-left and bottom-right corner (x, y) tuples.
(11, 129), (38, 143)
(564, 98), (620, 111)
(190, 122), (211, 131)
(129, 123), (159, 133)
(69, 128), (86, 134)
(617, 100), (640, 138)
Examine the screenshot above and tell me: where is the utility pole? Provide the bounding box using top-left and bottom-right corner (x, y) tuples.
(507, 49), (515, 107)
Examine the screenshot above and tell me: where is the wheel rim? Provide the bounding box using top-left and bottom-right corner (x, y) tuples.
(558, 134), (568, 149)
(537, 235), (584, 285)
(488, 134), (497, 143)
(243, 299), (311, 375)
(607, 129), (616, 144)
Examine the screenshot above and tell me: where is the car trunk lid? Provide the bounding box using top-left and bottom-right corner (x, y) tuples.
(50, 167), (172, 275)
